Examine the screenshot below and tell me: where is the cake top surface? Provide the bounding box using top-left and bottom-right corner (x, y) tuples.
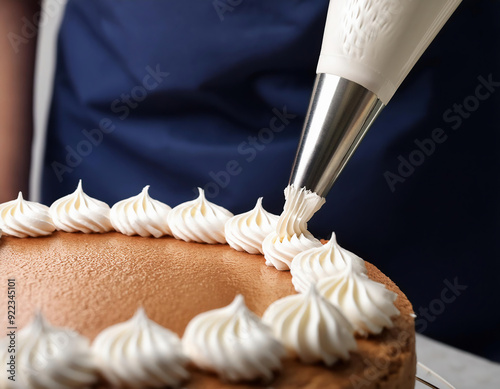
(0, 232), (415, 389)
(0, 184), (415, 388)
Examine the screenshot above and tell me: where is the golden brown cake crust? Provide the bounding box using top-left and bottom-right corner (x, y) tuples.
(0, 232), (416, 388)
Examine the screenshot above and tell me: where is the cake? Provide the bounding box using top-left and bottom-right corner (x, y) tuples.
(0, 184), (416, 388)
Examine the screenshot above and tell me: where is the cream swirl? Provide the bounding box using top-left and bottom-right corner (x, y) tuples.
(224, 197), (279, 254)
(167, 188), (233, 244)
(182, 295), (286, 382)
(0, 312), (97, 388)
(262, 185), (325, 270)
(262, 286), (357, 366)
(291, 232), (367, 293)
(317, 264), (400, 335)
(0, 192), (55, 237)
(49, 180), (113, 233)
(110, 186), (172, 237)
(92, 308), (189, 388)
(263, 233), (322, 271)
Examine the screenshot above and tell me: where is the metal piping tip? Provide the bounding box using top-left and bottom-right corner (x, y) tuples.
(289, 74), (385, 198)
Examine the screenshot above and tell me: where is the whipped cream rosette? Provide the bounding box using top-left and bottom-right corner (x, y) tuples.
(0, 192), (55, 237)
(167, 187), (233, 244)
(262, 185), (325, 270)
(225, 197), (279, 254)
(291, 232), (367, 293)
(110, 186), (172, 237)
(317, 263), (400, 335)
(262, 286), (357, 366)
(183, 295), (286, 382)
(49, 180), (113, 233)
(92, 308), (189, 388)
(0, 312), (97, 389)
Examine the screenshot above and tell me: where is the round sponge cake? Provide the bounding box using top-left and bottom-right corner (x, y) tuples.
(0, 232), (416, 388)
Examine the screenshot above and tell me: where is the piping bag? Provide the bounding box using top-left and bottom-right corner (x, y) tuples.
(289, 0), (463, 198)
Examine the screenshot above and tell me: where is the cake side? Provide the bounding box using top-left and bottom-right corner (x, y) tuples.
(0, 232), (415, 389)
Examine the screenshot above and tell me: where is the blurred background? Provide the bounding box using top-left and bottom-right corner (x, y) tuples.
(28, 0), (500, 366)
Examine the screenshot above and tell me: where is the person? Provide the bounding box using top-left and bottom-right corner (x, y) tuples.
(0, 0), (38, 201)
(1, 0), (499, 361)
